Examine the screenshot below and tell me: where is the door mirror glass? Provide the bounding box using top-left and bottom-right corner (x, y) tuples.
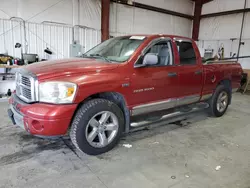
(134, 40), (173, 68)
(143, 53), (158, 65)
(134, 53), (158, 68)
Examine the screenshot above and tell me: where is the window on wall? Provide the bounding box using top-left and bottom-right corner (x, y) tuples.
(136, 40), (173, 66)
(176, 41), (196, 65)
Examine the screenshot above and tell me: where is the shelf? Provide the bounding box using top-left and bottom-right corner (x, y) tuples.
(0, 80), (15, 83)
(0, 65), (23, 68)
(0, 97), (9, 103)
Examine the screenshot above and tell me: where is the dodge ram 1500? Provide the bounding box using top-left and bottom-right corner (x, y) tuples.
(8, 34), (243, 155)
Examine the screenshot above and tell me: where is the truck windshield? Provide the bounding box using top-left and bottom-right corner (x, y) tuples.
(83, 36), (146, 63)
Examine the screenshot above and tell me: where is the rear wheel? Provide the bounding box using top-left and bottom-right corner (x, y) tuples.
(208, 85), (230, 117)
(70, 99), (125, 155)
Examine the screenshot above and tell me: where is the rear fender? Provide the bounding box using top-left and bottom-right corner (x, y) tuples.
(217, 79), (232, 104)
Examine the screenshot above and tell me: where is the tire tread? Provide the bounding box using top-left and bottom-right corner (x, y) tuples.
(70, 98), (124, 155)
(208, 84), (230, 117)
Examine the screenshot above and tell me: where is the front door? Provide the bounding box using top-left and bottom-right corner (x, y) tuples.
(129, 38), (179, 115)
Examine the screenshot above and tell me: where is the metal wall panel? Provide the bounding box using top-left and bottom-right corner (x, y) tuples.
(199, 12), (250, 69)
(26, 22), (73, 59)
(109, 3), (193, 38)
(76, 26), (101, 53)
(0, 19), (24, 58)
(0, 19), (101, 59)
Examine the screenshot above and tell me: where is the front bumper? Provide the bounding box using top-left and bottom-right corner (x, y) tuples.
(8, 105), (26, 130)
(8, 94), (78, 136)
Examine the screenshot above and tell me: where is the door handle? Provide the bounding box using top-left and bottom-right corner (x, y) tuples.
(168, 72), (177, 77)
(195, 70), (202, 75)
(211, 75), (216, 83)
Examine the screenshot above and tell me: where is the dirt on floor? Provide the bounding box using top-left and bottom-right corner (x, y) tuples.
(0, 93), (250, 188)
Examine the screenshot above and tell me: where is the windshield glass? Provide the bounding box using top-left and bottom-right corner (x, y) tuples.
(84, 36), (146, 62)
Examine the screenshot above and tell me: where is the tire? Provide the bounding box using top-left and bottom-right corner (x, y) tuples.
(208, 85), (231, 117)
(70, 98), (125, 155)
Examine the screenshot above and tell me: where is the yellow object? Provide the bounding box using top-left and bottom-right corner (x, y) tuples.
(0, 56), (11, 63)
(67, 87), (75, 97)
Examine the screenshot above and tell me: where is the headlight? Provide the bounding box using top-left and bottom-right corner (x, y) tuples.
(39, 82), (77, 104)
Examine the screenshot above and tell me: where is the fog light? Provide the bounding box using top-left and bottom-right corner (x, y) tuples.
(31, 120), (44, 131)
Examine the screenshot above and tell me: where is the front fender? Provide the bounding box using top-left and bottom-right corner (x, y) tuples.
(72, 72), (129, 103)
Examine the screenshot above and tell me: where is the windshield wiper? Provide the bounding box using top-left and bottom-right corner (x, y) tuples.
(89, 54), (112, 63)
(81, 54), (90, 58)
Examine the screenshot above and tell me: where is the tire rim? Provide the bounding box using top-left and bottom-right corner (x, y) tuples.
(216, 91), (228, 113)
(85, 111), (119, 148)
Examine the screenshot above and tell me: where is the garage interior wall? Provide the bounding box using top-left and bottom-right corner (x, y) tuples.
(0, 0), (101, 59)
(110, 0), (193, 37)
(198, 0), (250, 69)
(0, 0), (194, 59)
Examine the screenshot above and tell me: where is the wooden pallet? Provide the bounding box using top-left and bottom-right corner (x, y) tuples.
(242, 69), (250, 94)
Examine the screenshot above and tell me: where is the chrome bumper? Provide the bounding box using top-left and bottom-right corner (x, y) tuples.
(8, 104), (25, 130)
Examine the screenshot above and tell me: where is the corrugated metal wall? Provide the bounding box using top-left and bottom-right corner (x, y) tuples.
(26, 22), (73, 59)
(109, 3), (193, 38)
(0, 18), (101, 59)
(76, 26), (101, 52)
(199, 0), (250, 69)
(0, 19), (24, 57)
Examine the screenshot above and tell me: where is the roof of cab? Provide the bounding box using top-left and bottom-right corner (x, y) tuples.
(123, 34), (193, 41)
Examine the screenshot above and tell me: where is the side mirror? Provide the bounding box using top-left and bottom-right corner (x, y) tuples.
(134, 53), (158, 68)
(143, 53), (158, 66)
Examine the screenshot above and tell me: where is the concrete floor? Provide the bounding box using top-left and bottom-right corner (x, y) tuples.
(0, 93), (250, 188)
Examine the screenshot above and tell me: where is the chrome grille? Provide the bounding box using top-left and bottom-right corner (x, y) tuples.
(21, 76), (31, 87)
(21, 86), (32, 99)
(16, 72), (37, 103)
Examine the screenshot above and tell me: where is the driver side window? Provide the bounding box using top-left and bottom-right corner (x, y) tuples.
(136, 40), (173, 66)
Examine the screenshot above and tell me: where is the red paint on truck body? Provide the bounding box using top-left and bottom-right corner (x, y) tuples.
(9, 35), (243, 136)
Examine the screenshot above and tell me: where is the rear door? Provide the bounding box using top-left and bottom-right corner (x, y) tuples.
(174, 39), (203, 105)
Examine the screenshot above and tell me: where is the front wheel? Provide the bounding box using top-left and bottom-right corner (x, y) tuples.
(208, 85), (230, 117)
(70, 99), (125, 155)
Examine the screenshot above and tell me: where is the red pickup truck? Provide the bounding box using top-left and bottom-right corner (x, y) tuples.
(8, 34), (242, 155)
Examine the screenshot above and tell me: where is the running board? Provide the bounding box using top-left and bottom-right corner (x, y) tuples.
(130, 103), (209, 128)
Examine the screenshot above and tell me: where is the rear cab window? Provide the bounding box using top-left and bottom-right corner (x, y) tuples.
(175, 39), (196, 65)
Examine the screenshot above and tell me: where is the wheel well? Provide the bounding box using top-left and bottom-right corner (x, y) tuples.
(80, 92), (130, 133)
(217, 79), (232, 104)
(218, 79), (231, 89)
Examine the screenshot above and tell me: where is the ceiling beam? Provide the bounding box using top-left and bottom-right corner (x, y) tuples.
(192, 0), (202, 41)
(201, 8), (250, 18)
(101, 0), (110, 41)
(111, 0), (194, 20)
(202, 0), (213, 4)
(192, 0), (213, 4)
(191, 0), (213, 40)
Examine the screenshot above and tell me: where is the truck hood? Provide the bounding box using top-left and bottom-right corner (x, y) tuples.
(25, 58), (119, 80)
